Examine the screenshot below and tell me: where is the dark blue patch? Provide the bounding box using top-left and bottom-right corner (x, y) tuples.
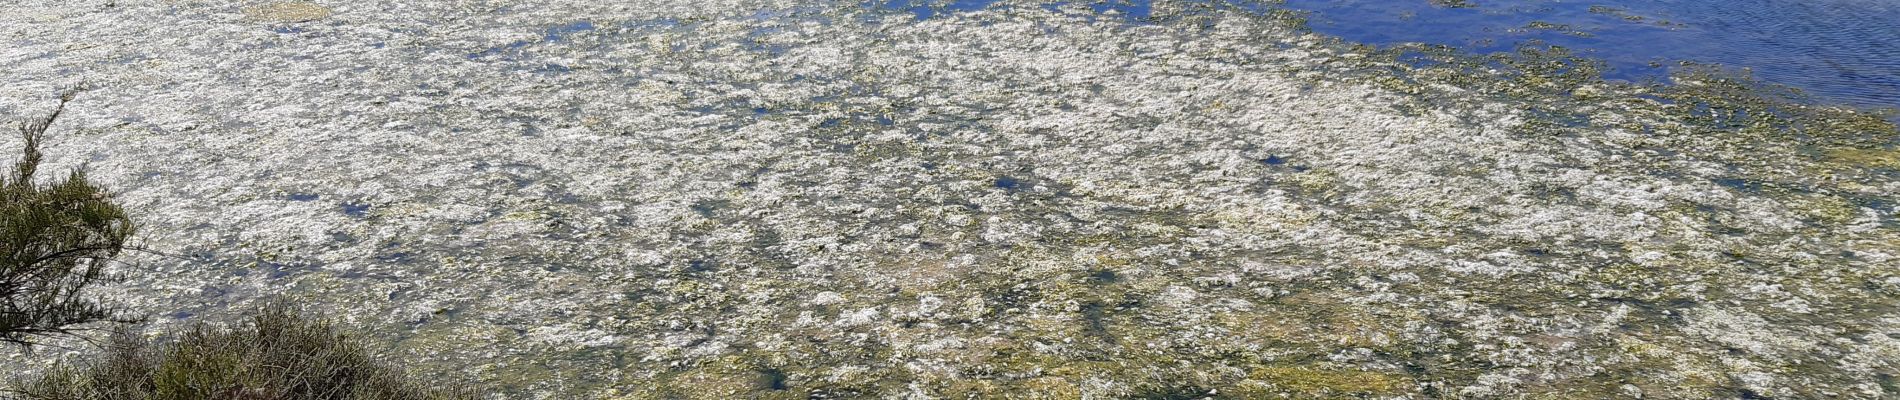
(759, 368), (790, 391)
(691, 201), (718, 217)
(617, 17), (688, 32)
(818, 118), (844, 128)
(754, 107), (770, 116)
(863, 0), (1003, 20)
(947, 0), (1000, 12)
(995, 176), (1022, 190)
(169, 311), (194, 320)
(544, 21), (596, 42)
(1262, 155), (1286, 165)
(376, 252), (413, 263)
(288, 193), (320, 201)
(260, 262), (296, 279)
(1714, 178), (1761, 192)
(341, 202), (372, 217)
(1868, 198), (1894, 212)
(270, 26), (304, 34)
(875, 115), (895, 126)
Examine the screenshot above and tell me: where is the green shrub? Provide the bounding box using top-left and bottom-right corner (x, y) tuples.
(11, 305), (473, 400)
(2, 93), (472, 399)
(1, 90), (135, 347)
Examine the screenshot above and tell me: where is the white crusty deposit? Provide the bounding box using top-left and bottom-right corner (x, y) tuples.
(2, 0), (1897, 398)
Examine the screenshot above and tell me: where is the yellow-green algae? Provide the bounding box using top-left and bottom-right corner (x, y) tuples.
(241, 1), (332, 23)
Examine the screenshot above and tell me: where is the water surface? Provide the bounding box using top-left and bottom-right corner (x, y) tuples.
(1282, 0), (1900, 112)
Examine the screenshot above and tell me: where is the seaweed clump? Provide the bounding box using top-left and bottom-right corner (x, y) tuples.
(9, 304), (473, 400)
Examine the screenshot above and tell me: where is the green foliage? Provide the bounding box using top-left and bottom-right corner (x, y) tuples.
(10, 304), (473, 400)
(1, 91), (135, 347)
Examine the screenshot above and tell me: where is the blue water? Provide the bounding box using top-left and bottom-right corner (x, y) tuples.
(475, 0), (1898, 114)
(1280, 0), (1900, 112)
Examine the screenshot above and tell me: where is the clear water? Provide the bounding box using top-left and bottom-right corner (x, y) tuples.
(1280, 0), (1900, 112)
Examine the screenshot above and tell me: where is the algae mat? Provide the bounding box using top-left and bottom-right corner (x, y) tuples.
(1, 0), (1897, 398)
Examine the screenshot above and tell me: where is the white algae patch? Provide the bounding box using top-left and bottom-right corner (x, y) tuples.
(3, 0), (1898, 398)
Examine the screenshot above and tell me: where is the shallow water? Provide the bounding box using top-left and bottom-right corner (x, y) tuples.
(1281, 0), (1900, 112)
(5, 0), (1899, 397)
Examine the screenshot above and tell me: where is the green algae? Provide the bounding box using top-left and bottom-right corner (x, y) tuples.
(1826, 147), (1900, 170)
(242, 2), (332, 23)
(1250, 366), (1410, 396)
(1793, 193), (1862, 225)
